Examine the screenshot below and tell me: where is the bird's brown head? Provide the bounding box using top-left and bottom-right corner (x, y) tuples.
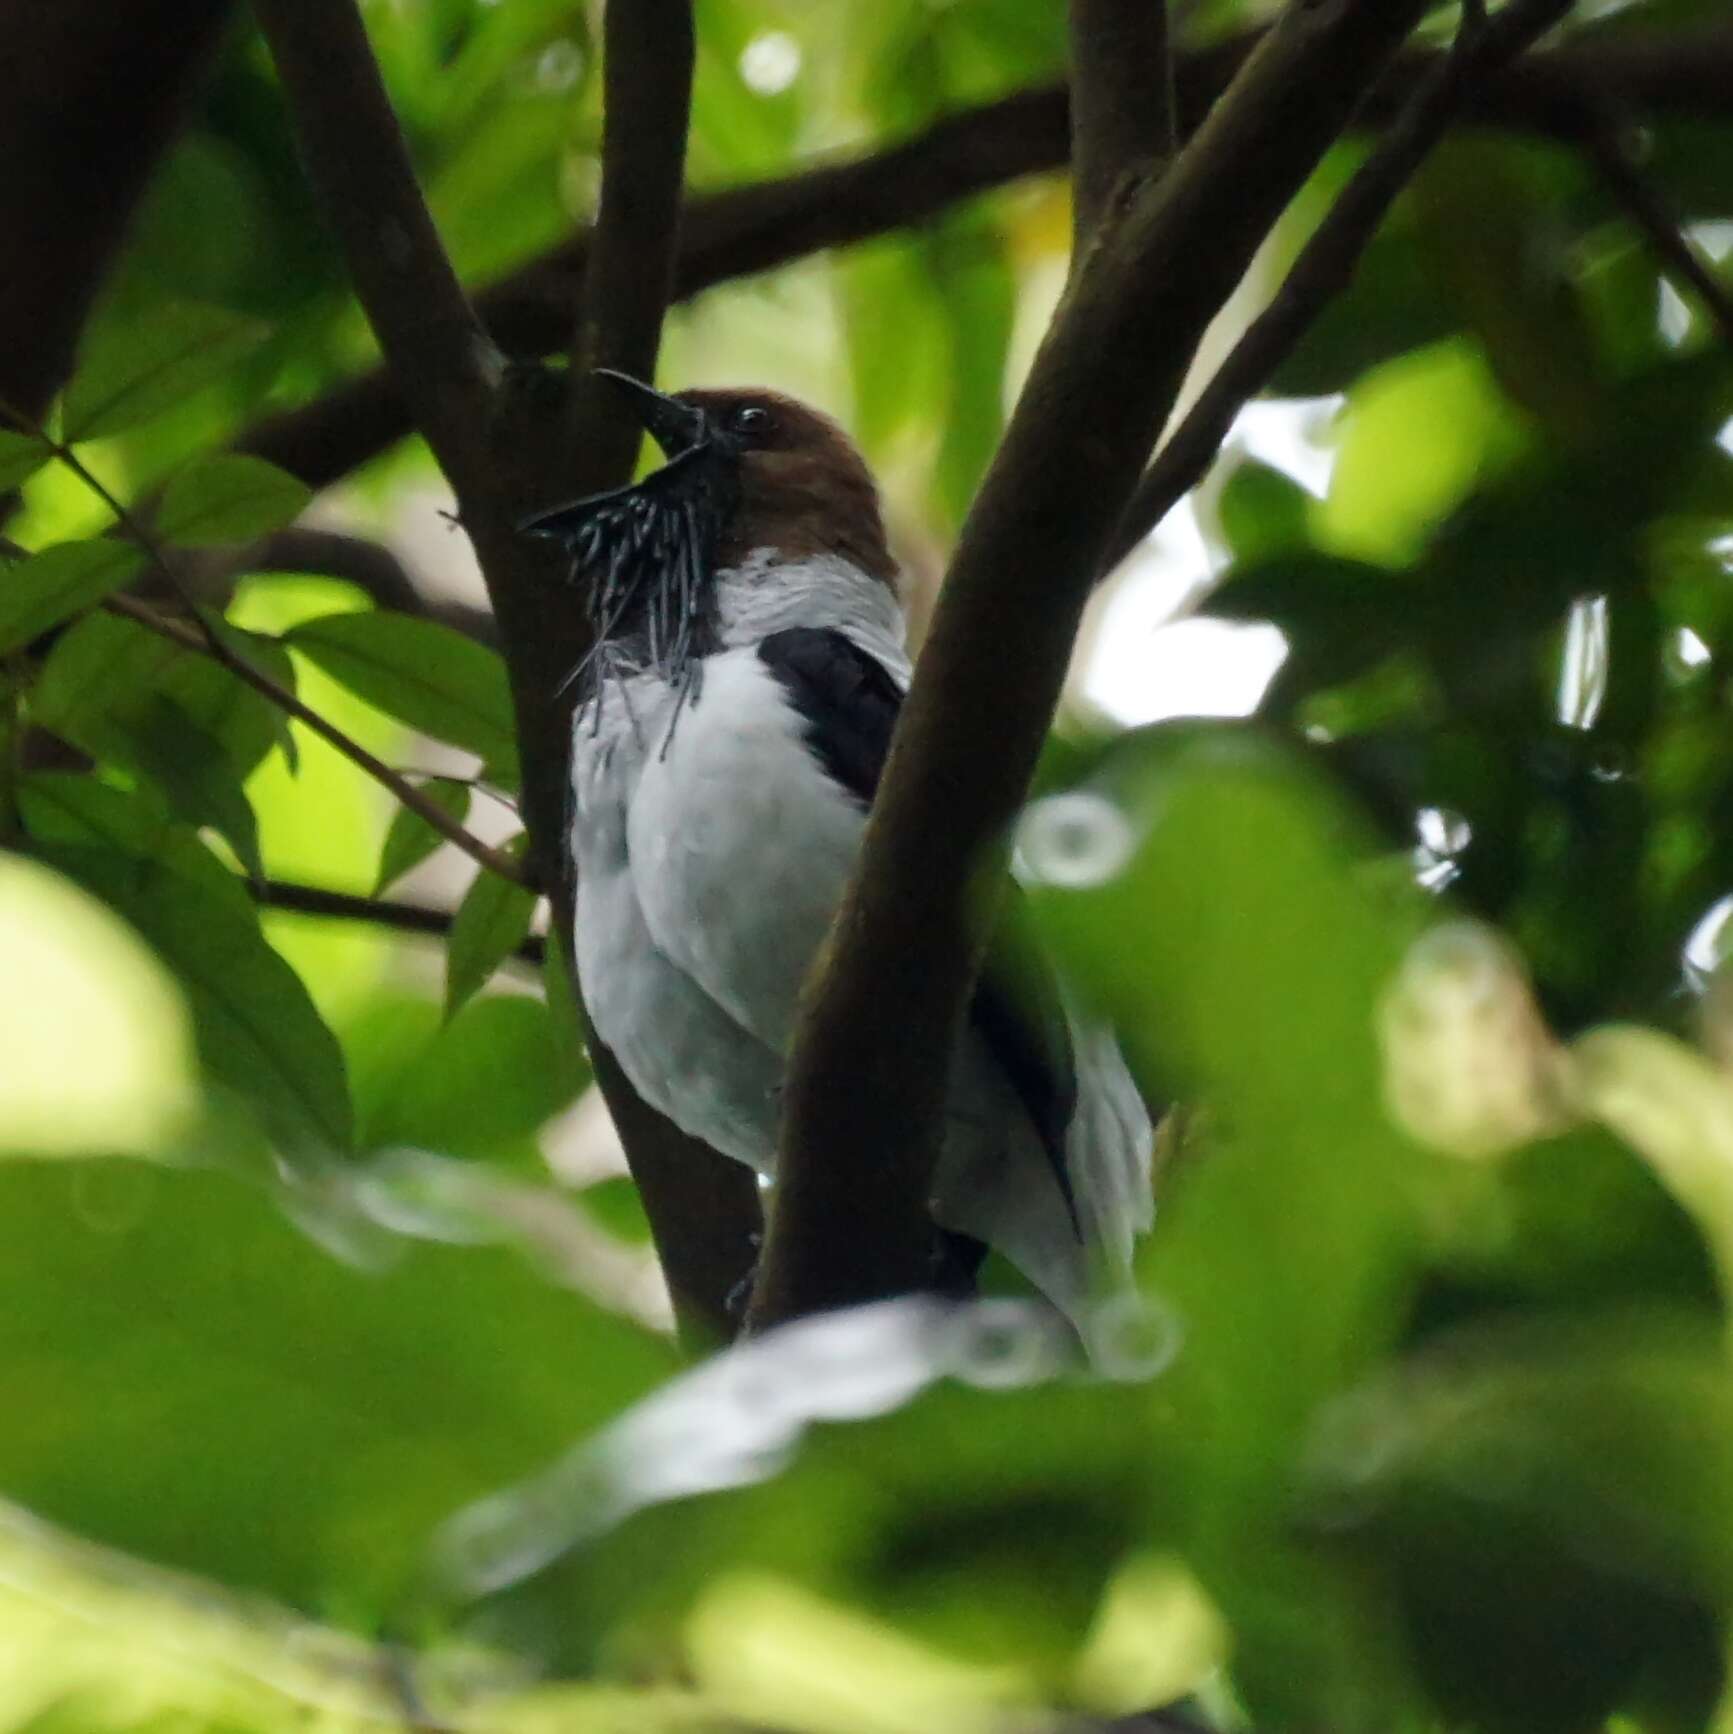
(518, 374), (898, 702)
(667, 386), (896, 585)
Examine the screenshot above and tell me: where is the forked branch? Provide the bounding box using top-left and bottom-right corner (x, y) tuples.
(749, 0), (1434, 1331)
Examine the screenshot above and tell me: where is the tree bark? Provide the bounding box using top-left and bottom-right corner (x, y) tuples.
(0, 0), (234, 419)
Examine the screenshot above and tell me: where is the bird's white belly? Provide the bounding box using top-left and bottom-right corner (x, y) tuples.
(570, 652), (861, 1168)
(625, 649), (870, 1052)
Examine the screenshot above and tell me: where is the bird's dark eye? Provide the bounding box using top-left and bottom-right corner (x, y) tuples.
(730, 404), (772, 437)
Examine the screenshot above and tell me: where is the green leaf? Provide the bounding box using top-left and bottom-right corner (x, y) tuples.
(445, 846), (536, 1018)
(124, 695), (265, 881)
(841, 238), (945, 455)
(0, 1155), (671, 1621)
(32, 610), (295, 781)
(287, 610), (519, 783)
(362, 993), (577, 1165)
(155, 454), (312, 547)
(0, 539), (143, 655)
(1025, 734), (1429, 1722)
(1308, 1315), (1733, 1734)
(580, 1175), (653, 1244)
(0, 428), (50, 491)
(39, 845), (352, 1156)
(541, 931), (592, 1097)
(927, 217), (1014, 529)
(1215, 461), (1314, 564)
(1411, 137), (1603, 438)
(1269, 216), (1459, 397)
(474, 1307), (1170, 1683)
(62, 300), (268, 441)
(18, 773), (254, 920)
(374, 775), (472, 894)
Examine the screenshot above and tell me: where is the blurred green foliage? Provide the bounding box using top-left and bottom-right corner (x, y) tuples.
(5, 0), (1733, 1731)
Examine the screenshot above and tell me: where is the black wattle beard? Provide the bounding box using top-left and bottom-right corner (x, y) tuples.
(532, 442), (738, 743)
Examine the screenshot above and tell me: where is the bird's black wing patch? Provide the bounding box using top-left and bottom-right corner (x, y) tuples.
(757, 626), (900, 807)
(758, 626), (1079, 1236)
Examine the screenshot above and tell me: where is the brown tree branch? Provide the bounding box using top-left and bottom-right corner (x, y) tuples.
(223, 526), (499, 646)
(230, 21), (1733, 502)
(0, 0), (234, 427)
(250, 876), (546, 965)
(250, 0), (757, 1347)
(249, 0), (502, 494)
(747, 0), (1432, 1331)
(1106, 0), (1576, 570)
(562, 0), (693, 475)
(1068, 0), (1176, 247)
(533, 0), (763, 1353)
(1579, 110), (1733, 350)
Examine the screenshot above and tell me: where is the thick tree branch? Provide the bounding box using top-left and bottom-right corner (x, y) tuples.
(234, 83), (1076, 494)
(249, 0), (501, 493)
(748, 0), (1432, 1332)
(0, 0), (233, 426)
(231, 21), (1733, 501)
(563, 0), (693, 475)
(248, 0), (756, 1344)
(528, 0), (761, 1354)
(1580, 112), (1733, 350)
(1106, 0), (1575, 570)
(1068, 0), (1175, 247)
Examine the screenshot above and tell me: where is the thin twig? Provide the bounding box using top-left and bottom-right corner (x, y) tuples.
(0, 402), (529, 888)
(250, 0), (502, 492)
(564, 0), (694, 468)
(1580, 109), (1733, 349)
(251, 876), (546, 965)
(101, 591), (530, 886)
(1104, 0), (1575, 570)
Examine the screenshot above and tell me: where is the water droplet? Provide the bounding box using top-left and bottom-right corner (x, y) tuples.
(1416, 806), (1471, 857)
(1589, 744), (1631, 783)
(1671, 626), (1713, 675)
(1014, 792), (1135, 889)
(70, 1162), (153, 1234)
(1557, 594), (1608, 730)
(943, 1299), (1072, 1388)
(1660, 279), (1693, 348)
(738, 31), (801, 95)
(1413, 853), (1460, 894)
(1303, 1386), (1413, 1527)
(1085, 1292), (1183, 1383)
(1683, 892), (1733, 991)
(534, 41), (583, 93)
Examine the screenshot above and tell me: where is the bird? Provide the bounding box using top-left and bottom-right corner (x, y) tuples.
(522, 370), (1153, 1332)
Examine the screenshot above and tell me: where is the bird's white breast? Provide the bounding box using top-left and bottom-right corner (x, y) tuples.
(569, 552), (904, 1169)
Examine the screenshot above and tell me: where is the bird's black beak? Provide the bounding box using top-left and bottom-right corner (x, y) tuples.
(517, 371), (711, 543)
(594, 368), (708, 460)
